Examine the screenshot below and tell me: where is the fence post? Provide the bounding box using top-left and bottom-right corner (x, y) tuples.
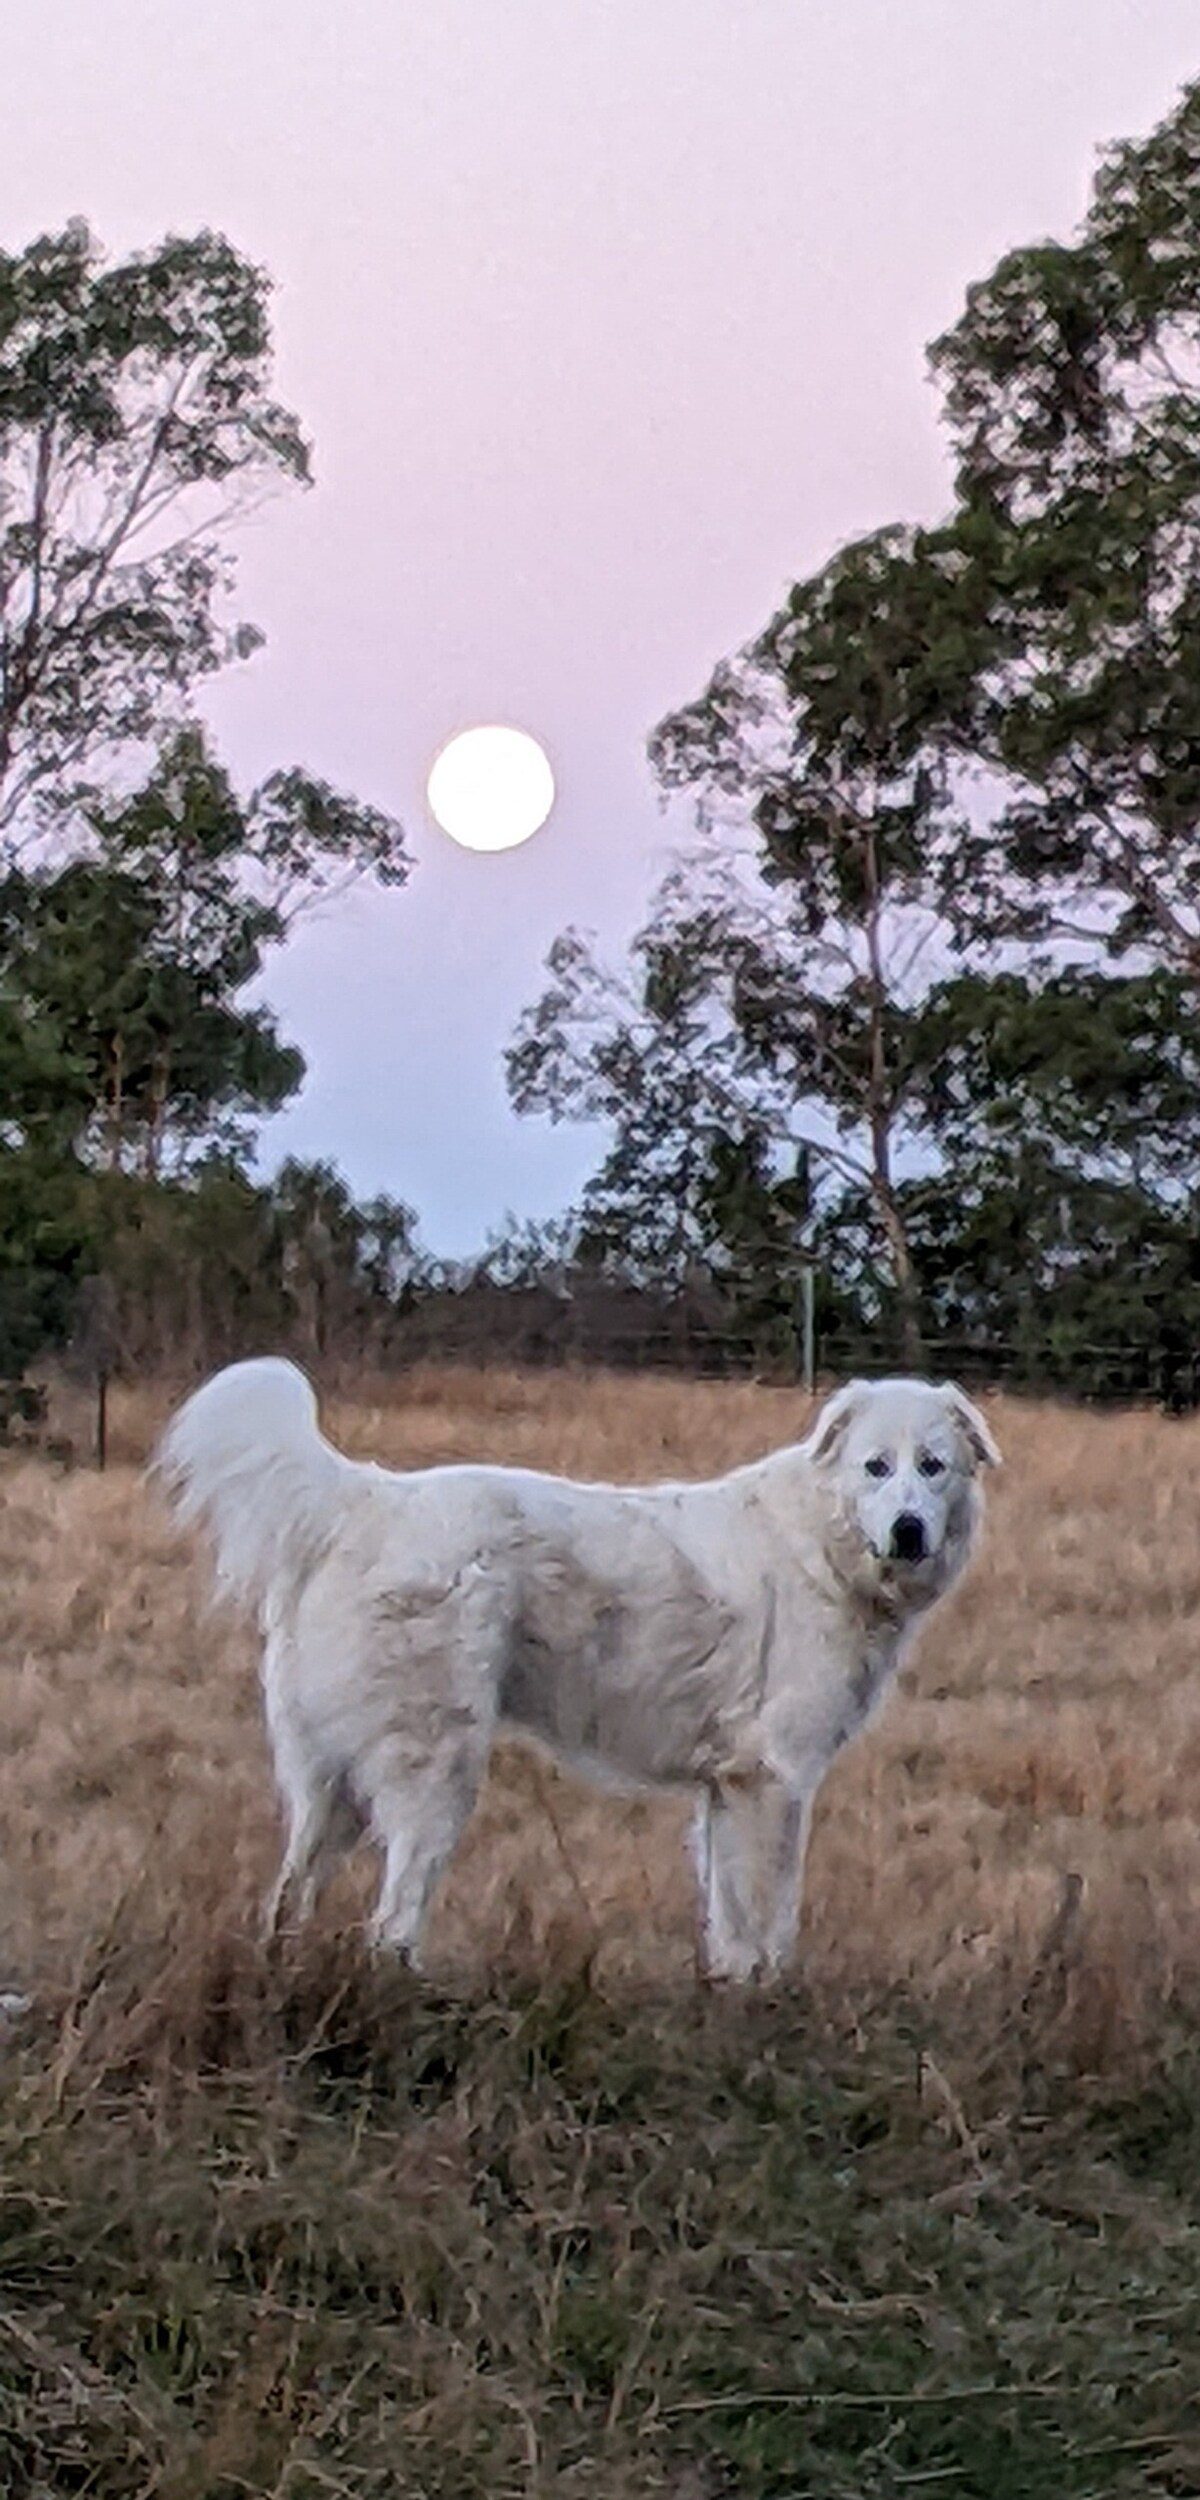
(73, 1274), (119, 1468)
(798, 1264), (816, 1394)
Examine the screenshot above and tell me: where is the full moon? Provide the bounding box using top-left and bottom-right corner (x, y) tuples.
(426, 724), (555, 853)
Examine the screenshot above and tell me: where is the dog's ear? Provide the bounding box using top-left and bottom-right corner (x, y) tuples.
(805, 1380), (870, 1465)
(940, 1383), (1002, 1470)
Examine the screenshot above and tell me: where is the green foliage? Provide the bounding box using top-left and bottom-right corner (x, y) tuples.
(0, 853), (303, 1176)
(0, 1146), (97, 1382)
(75, 1157), (424, 1375)
(507, 888), (817, 1318)
(925, 78), (1200, 967)
(0, 731), (327, 1182)
(918, 964), (1200, 1183)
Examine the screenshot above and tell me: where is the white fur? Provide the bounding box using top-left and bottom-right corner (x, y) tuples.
(155, 1362), (999, 1981)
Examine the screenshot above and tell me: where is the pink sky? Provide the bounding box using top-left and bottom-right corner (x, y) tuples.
(6, 1), (1199, 1251)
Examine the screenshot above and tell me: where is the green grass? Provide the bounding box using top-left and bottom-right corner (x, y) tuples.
(3, 1926), (1200, 2497)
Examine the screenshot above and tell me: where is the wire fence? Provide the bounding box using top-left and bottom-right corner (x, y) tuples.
(360, 1281), (1199, 1409)
(378, 1315), (1191, 1408)
(4, 1274), (1196, 1469)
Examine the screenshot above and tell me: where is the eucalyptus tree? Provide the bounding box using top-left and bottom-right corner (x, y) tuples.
(926, 76), (1200, 973)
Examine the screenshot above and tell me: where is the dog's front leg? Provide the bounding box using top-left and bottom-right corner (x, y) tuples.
(759, 1787), (814, 1974)
(691, 1775), (813, 1983)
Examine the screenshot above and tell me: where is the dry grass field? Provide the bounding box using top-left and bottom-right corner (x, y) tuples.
(5, 1362), (1200, 2023)
(5, 1363), (1200, 2497)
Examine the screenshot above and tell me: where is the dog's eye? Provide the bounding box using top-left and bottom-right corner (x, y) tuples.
(917, 1451), (946, 1479)
(864, 1454), (892, 1480)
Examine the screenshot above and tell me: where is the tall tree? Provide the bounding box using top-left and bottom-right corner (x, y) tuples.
(507, 868), (811, 1301)
(925, 75), (1200, 972)
(0, 223), (415, 1391)
(644, 529), (984, 1359)
(0, 221), (310, 844)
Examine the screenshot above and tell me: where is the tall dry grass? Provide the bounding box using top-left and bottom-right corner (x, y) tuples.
(5, 1361), (1199, 2050)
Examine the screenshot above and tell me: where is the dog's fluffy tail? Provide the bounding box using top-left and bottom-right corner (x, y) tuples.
(155, 1358), (349, 1611)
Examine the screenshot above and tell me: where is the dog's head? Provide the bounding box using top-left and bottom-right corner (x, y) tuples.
(805, 1376), (1000, 1599)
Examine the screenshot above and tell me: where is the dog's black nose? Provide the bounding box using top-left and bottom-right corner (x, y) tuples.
(890, 1512), (927, 1564)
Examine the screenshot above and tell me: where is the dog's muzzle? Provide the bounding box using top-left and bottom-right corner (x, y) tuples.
(889, 1511), (927, 1565)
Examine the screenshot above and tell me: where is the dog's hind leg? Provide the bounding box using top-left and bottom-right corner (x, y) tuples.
(365, 1733), (490, 1966)
(359, 1567), (508, 1966)
(266, 1782), (363, 1936)
(262, 1713), (351, 1938)
(265, 1811), (323, 1937)
(264, 1787), (330, 1938)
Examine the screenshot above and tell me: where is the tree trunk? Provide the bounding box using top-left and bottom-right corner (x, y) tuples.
(861, 826), (924, 1369)
(105, 1032), (125, 1173)
(872, 1169), (924, 1369)
(143, 1044), (171, 1177)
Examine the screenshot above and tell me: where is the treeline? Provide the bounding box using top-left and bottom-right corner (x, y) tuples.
(506, 73), (1200, 1404)
(11, 1142), (1197, 1416)
(8, 82), (1200, 1419)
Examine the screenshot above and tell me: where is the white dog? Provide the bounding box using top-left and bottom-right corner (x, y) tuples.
(156, 1362), (999, 1981)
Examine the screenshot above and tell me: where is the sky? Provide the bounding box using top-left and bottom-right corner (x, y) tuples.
(6, 1), (1200, 1254)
